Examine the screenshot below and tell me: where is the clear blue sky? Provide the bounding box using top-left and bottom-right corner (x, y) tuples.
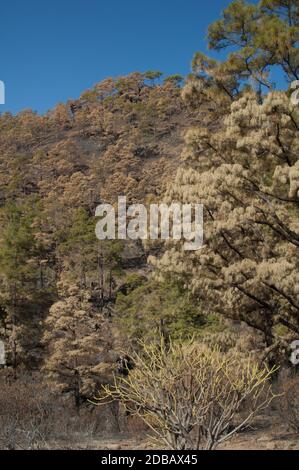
(0, 0), (267, 115)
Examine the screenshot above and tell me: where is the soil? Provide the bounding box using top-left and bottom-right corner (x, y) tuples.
(46, 420), (299, 450)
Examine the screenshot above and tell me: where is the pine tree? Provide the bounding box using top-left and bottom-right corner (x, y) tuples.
(152, 0), (299, 359)
(43, 282), (113, 409)
(0, 198), (52, 371)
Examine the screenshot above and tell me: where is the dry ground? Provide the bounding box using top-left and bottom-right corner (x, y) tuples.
(46, 418), (299, 450)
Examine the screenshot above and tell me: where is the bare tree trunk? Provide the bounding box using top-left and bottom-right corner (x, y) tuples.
(74, 370), (81, 413)
(97, 243), (105, 310)
(109, 401), (121, 433)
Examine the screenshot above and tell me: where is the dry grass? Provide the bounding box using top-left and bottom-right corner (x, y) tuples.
(0, 371), (120, 449)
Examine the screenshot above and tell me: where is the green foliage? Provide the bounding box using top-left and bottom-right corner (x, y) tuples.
(115, 276), (218, 344)
(0, 197), (55, 367)
(208, 0), (259, 51)
(188, 0), (298, 113)
(207, 0), (299, 85)
(59, 208), (125, 287)
(164, 74), (184, 87)
(144, 71), (163, 85)
(0, 198), (44, 302)
(80, 88), (100, 102)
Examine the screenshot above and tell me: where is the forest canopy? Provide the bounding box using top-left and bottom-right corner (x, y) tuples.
(0, 0), (298, 450)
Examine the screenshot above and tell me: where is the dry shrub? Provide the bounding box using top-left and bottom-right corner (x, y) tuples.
(125, 414), (148, 435)
(0, 373), (58, 449)
(0, 371), (115, 449)
(95, 336), (277, 450)
(277, 373), (299, 433)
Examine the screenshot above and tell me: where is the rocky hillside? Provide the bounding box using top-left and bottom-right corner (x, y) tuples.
(0, 72), (198, 373)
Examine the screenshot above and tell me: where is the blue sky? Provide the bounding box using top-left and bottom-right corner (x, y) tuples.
(0, 0), (281, 115)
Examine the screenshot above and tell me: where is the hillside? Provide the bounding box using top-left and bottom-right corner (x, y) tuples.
(0, 0), (298, 452)
(0, 72), (199, 371)
(0, 73), (194, 208)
